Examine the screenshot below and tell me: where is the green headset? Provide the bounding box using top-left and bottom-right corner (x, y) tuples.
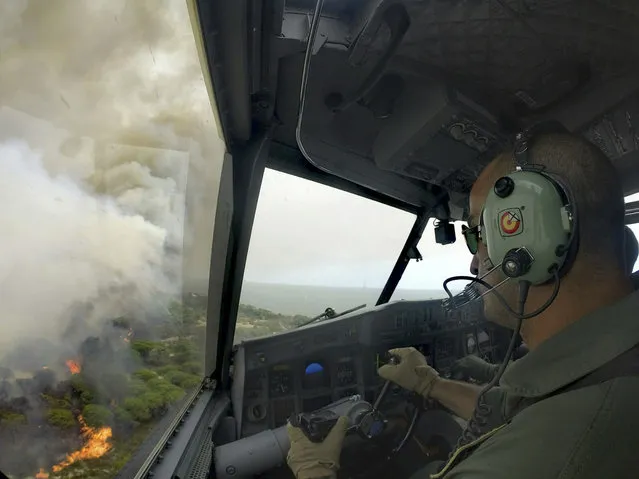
(480, 122), (579, 286)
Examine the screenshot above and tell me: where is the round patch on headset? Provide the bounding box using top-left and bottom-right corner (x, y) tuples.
(499, 208), (523, 237)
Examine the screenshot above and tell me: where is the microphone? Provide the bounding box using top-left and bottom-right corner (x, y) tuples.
(442, 283), (481, 311)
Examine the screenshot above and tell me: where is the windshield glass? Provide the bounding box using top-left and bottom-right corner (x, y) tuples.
(0, 2), (223, 478)
(391, 221), (473, 301)
(234, 169), (416, 342)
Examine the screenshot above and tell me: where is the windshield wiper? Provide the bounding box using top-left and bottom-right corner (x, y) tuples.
(296, 304), (367, 328)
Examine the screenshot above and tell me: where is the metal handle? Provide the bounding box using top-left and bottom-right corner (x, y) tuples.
(372, 354), (400, 411)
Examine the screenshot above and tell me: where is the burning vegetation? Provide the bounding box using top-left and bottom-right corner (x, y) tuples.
(51, 414), (113, 472)
(0, 300), (206, 478)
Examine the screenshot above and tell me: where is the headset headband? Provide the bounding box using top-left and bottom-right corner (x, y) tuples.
(513, 121), (570, 170)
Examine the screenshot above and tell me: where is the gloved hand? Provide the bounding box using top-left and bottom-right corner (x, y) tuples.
(286, 416), (349, 479)
(377, 347), (439, 397)
(450, 355), (499, 383)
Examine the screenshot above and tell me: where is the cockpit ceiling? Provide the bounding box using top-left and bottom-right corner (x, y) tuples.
(201, 0), (639, 216)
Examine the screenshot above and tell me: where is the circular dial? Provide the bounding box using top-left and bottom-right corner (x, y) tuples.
(269, 365), (293, 396)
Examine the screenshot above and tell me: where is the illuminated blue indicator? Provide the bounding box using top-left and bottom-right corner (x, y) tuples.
(305, 362), (324, 375)
(370, 420), (384, 437)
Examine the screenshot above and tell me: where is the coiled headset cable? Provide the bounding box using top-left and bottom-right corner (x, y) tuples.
(442, 272), (559, 450)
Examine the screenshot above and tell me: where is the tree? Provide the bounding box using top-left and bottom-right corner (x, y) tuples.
(70, 374), (95, 405)
(147, 346), (171, 367)
(122, 397), (152, 423)
(113, 406), (136, 436)
(128, 379), (149, 396)
(130, 340), (160, 360)
(113, 406), (134, 425)
(98, 372), (130, 403)
(47, 408), (75, 428)
(83, 404), (114, 427)
(0, 411), (26, 424)
(146, 378), (185, 404)
(179, 361), (202, 375)
(133, 369), (157, 382)
(0, 411), (26, 443)
(171, 338), (199, 364)
(164, 370), (201, 390)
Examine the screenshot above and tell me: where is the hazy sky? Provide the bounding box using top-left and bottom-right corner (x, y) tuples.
(243, 169), (474, 291)
(243, 173), (639, 291)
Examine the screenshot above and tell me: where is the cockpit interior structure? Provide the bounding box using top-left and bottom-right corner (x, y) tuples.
(3, 1), (639, 478)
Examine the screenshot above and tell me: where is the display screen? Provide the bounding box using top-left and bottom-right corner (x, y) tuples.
(302, 360), (330, 389)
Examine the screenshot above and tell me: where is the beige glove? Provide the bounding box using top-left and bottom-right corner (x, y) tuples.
(286, 416), (349, 479)
(377, 347), (439, 397)
(451, 355), (499, 383)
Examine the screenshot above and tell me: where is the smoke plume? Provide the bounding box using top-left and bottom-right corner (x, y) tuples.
(0, 1), (223, 363)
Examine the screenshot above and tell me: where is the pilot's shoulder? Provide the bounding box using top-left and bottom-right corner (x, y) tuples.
(554, 377), (639, 479)
(447, 378), (639, 478)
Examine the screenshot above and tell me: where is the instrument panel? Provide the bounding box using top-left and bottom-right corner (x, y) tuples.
(231, 297), (506, 439)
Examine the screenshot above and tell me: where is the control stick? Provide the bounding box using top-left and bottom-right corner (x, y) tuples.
(213, 356), (414, 478)
(213, 395), (374, 478)
(374, 354), (422, 456)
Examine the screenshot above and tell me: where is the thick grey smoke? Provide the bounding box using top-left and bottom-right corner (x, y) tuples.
(0, 0), (224, 356)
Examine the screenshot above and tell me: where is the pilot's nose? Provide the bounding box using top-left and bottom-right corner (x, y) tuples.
(470, 255), (479, 276)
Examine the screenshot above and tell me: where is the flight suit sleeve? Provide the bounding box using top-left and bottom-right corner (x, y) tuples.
(442, 382), (631, 479)
(555, 379), (639, 479)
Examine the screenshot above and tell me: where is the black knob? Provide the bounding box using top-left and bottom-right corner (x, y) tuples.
(502, 248), (532, 278)
(494, 177), (515, 198)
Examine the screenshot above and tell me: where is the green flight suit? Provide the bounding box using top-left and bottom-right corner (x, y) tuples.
(430, 289), (639, 479)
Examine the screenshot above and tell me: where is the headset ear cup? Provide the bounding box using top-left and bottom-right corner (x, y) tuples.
(483, 171), (575, 285)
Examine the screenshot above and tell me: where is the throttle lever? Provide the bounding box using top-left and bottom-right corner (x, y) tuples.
(353, 354), (400, 440)
(373, 354), (400, 411)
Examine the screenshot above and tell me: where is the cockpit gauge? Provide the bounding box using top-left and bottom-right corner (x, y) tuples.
(466, 334), (477, 354)
(336, 357), (355, 387)
(246, 402), (267, 422)
(477, 329), (490, 352)
(303, 361), (330, 389)
(269, 365), (293, 397)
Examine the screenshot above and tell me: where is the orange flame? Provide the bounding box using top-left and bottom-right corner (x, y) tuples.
(35, 469), (49, 478)
(66, 359), (81, 375)
(52, 415), (112, 472)
(123, 328), (134, 343)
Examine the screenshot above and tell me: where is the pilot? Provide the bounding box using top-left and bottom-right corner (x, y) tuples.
(286, 130), (639, 478)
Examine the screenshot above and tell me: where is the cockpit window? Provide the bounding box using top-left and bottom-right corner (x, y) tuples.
(0, 2), (223, 477)
(390, 222), (473, 301)
(625, 193), (639, 272)
(235, 169), (415, 343)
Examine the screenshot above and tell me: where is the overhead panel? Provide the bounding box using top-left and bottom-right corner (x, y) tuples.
(372, 77), (508, 194)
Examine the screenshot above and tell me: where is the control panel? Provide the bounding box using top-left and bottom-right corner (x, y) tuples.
(231, 297), (505, 439)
